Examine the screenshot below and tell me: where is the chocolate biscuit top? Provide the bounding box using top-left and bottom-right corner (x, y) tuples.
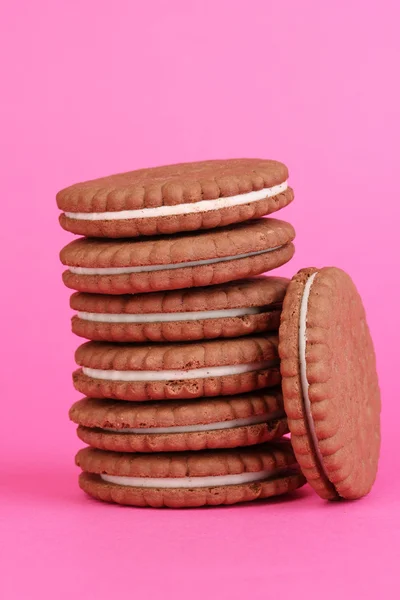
(76, 439), (297, 478)
(60, 218), (295, 269)
(57, 159), (288, 213)
(70, 276), (288, 314)
(69, 389), (284, 429)
(75, 334), (279, 371)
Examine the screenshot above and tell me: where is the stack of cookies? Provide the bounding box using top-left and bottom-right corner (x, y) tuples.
(56, 159), (306, 507)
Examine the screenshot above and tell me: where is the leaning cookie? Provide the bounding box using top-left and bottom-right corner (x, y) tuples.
(69, 389), (288, 452)
(75, 440), (306, 508)
(60, 218), (295, 294)
(70, 276), (288, 342)
(57, 158), (293, 238)
(279, 267), (381, 500)
(73, 335), (280, 401)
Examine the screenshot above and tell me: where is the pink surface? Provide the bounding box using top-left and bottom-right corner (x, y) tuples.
(1, 1), (399, 598)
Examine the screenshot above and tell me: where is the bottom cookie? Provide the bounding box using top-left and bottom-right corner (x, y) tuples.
(79, 470), (305, 508)
(75, 442), (306, 508)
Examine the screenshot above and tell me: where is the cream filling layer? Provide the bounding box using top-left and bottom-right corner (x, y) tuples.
(82, 360), (276, 382)
(299, 271), (330, 480)
(68, 246), (284, 276)
(100, 469), (280, 489)
(77, 306), (268, 323)
(102, 411), (284, 434)
(65, 181), (288, 221)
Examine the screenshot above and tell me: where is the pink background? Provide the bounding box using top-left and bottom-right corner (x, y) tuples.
(2, 1), (399, 598)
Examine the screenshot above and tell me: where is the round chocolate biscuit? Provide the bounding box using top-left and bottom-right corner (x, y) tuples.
(70, 389), (289, 452)
(73, 335), (281, 401)
(60, 219), (295, 294)
(57, 159), (293, 238)
(279, 267), (381, 500)
(75, 440), (306, 507)
(70, 276), (288, 342)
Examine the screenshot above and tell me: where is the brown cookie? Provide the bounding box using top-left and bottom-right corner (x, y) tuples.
(75, 440), (306, 507)
(69, 389), (289, 452)
(73, 335), (281, 401)
(279, 267), (381, 500)
(70, 276), (288, 342)
(57, 159), (293, 238)
(60, 219), (295, 294)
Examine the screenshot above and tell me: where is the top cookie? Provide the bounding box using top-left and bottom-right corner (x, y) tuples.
(279, 267), (381, 500)
(56, 159), (293, 238)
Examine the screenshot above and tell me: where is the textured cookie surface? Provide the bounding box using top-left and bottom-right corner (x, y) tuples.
(57, 158), (293, 238)
(70, 276), (288, 342)
(279, 267), (381, 500)
(73, 335), (280, 401)
(70, 389), (288, 452)
(60, 219), (295, 294)
(75, 441), (306, 507)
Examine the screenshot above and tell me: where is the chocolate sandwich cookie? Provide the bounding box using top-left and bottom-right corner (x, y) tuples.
(57, 158), (293, 238)
(70, 276), (288, 342)
(279, 267), (381, 500)
(73, 335), (280, 401)
(75, 440), (306, 507)
(69, 389), (289, 452)
(60, 218), (295, 294)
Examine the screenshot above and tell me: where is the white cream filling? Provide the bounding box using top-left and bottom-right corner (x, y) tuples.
(68, 246), (284, 276)
(65, 181), (288, 221)
(102, 411), (284, 434)
(82, 360), (276, 382)
(100, 469), (279, 489)
(77, 306), (268, 323)
(299, 271), (330, 480)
